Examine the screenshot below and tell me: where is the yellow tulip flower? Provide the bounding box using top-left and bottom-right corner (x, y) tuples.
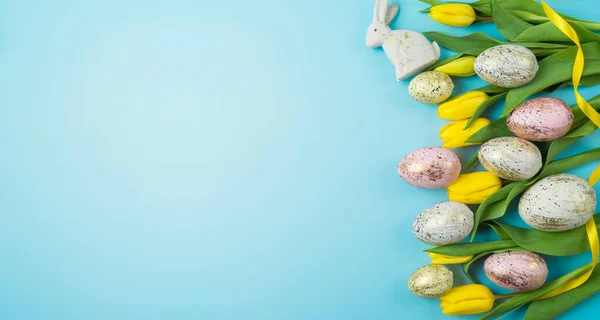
(447, 172), (502, 204)
(428, 253), (474, 265)
(439, 118), (491, 148)
(429, 4), (477, 27)
(435, 56), (476, 77)
(438, 91), (489, 121)
(440, 284), (495, 315)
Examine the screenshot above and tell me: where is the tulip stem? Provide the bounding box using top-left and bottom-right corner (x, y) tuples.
(475, 16), (493, 22)
(494, 293), (517, 299)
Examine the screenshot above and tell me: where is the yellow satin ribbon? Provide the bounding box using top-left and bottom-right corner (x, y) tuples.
(540, 1), (600, 128)
(590, 166), (600, 186)
(535, 1), (600, 300)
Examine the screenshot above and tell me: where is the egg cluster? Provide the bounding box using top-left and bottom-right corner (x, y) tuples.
(400, 43), (598, 299)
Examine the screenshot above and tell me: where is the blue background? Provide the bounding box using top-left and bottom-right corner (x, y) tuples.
(0, 0), (598, 319)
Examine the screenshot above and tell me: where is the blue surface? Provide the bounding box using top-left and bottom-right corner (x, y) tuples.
(0, 0), (599, 319)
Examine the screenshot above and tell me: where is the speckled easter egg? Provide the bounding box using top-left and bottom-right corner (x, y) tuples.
(474, 45), (538, 88)
(507, 97), (574, 141)
(412, 201), (474, 245)
(408, 71), (454, 104)
(484, 252), (548, 292)
(398, 146), (461, 189)
(519, 174), (596, 231)
(478, 137), (542, 181)
(408, 265), (453, 298)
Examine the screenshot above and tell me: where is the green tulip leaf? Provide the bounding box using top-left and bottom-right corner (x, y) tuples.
(515, 21), (600, 43)
(424, 31), (569, 58)
(574, 20), (600, 32)
(503, 43), (600, 116)
(465, 92), (507, 129)
(463, 149), (480, 173)
(424, 240), (517, 256)
(490, 218), (600, 256)
(565, 73), (600, 88)
(478, 0), (600, 30)
(525, 268), (600, 320)
(490, 0), (533, 40)
(471, 0), (547, 17)
(466, 116), (513, 144)
(472, 182), (529, 238)
(488, 223), (512, 240)
(491, 0), (600, 43)
(563, 121), (598, 140)
(470, 182), (521, 240)
(545, 138), (582, 165)
(509, 10), (549, 24)
(424, 32), (502, 56)
(476, 85), (511, 94)
(542, 74), (600, 93)
(499, 41), (569, 50)
(529, 47), (568, 58)
(545, 120), (598, 165)
(534, 147), (600, 184)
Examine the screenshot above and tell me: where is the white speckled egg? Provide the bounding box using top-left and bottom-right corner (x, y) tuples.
(507, 97), (574, 142)
(478, 137), (542, 181)
(484, 252), (548, 292)
(412, 201), (474, 246)
(408, 71), (454, 104)
(519, 174), (596, 231)
(398, 146), (461, 189)
(408, 265), (453, 298)
(474, 45), (538, 88)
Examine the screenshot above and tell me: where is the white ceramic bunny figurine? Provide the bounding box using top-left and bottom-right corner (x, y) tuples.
(366, 0), (440, 81)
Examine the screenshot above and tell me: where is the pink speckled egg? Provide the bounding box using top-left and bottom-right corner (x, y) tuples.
(507, 97), (574, 141)
(398, 147), (461, 189)
(484, 252), (548, 292)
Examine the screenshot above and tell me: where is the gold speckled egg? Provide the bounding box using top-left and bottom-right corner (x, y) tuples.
(408, 265), (453, 298)
(408, 71), (454, 104)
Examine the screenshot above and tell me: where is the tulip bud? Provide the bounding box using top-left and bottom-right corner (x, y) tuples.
(447, 172), (502, 204)
(440, 284), (495, 315)
(429, 4), (477, 27)
(435, 56), (476, 77)
(439, 118), (491, 148)
(438, 91), (489, 121)
(428, 253), (474, 265)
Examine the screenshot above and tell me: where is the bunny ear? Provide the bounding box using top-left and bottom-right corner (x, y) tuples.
(386, 3), (399, 24)
(373, 0), (388, 23)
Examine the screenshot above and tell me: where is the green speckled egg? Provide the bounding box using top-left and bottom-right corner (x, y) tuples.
(408, 265), (453, 298)
(408, 71), (454, 104)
